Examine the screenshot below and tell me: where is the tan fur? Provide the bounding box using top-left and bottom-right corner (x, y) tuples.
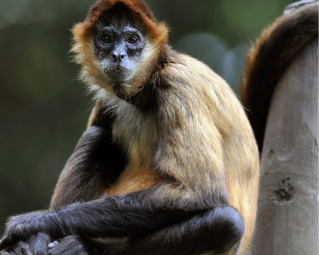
(159, 54), (259, 254)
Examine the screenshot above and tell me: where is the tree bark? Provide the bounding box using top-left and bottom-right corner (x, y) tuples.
(252, 37), (318, 255)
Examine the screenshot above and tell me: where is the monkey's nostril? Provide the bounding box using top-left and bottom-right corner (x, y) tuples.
(120, 54), (126, 59)
(111, 53), (117, 60)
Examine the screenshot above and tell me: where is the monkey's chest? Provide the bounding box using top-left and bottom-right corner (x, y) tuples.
(105, 116), (160, 196)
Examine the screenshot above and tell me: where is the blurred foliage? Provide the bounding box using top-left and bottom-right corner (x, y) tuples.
(0, 0), (293, 230)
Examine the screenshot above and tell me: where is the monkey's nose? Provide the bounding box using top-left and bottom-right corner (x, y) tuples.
(111, 51), (127, 62)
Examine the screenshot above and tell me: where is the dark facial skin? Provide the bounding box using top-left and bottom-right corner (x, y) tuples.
(94, 25), (145, 84)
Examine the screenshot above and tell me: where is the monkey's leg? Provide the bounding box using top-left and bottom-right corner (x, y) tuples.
(48, 206), (244, 255)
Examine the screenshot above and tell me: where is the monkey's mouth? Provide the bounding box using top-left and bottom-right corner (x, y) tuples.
(104, 66), (133, 81)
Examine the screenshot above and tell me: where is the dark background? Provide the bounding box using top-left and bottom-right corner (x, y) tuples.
(0, 0), (294, 230)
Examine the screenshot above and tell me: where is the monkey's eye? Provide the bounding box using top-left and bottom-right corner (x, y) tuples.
(128, 36), (138, 44)
(101, 35), (111, 44)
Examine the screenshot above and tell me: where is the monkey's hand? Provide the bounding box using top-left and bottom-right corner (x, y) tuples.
(0, 232), (51, 255)
(0, 211), (55, 251)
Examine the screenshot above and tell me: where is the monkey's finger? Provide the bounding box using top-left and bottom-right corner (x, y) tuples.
(29, 233), (51, 255)
(47, 241), (59, 249)
(16, 242), (33, 255)
(8, 247), (22, 255)
(5, 245), (24, 255)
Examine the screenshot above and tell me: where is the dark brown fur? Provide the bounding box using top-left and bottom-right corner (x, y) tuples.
(241, 2), (318, 152)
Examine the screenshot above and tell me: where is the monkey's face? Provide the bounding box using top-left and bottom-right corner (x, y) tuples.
(94, 24), (149, 98)
(72, 1), (169, 102)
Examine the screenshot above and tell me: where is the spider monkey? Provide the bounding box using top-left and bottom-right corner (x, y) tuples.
(1, 0), (316, 255)
(1, 1), (258, 253)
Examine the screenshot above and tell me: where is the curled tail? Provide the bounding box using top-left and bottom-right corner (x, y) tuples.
(241, 1), (318, 152)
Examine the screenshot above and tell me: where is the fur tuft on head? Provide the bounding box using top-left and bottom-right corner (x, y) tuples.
(84, 0), (163, 38)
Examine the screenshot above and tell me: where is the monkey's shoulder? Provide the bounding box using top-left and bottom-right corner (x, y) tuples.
(157, 50), (242, 114)
(161, 50), (234, 95)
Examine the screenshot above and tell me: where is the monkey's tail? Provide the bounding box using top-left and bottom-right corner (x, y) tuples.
(241, 0), (318, 153)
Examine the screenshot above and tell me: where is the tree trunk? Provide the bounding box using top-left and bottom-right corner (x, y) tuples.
(252, 37), (318, 255)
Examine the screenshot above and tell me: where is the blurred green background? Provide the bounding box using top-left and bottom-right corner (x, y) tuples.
(0, 0), (293, 230)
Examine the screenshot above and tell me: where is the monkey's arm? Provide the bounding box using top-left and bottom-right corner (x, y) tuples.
(50, 101), (126, 209)
(48, 206), (243, 255)
(0, 185), (208, 240)
(1, 186), (244, 255)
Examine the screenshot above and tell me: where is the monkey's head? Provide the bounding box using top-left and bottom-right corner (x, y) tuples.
(72, 0), (169, 101)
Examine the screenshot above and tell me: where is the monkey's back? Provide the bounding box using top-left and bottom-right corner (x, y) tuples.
(158, 52), (260, 254)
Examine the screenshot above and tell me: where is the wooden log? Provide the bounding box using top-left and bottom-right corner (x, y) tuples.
(252, 37), (318, 254)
